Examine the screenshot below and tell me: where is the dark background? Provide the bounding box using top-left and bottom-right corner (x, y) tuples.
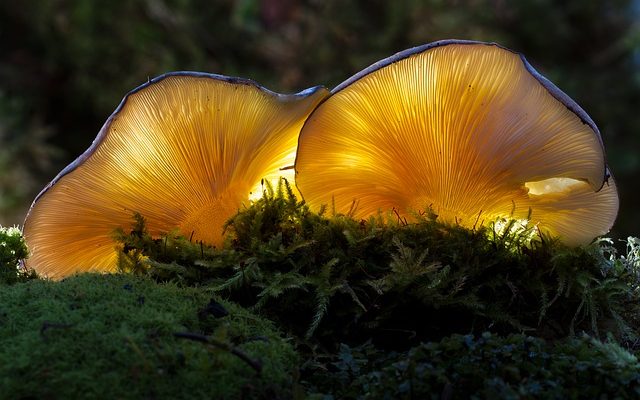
(1, 0), (638, 244)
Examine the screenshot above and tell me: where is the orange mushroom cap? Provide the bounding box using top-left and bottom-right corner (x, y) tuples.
(24, 72), (328, 278)
(295, 40), (618, 245)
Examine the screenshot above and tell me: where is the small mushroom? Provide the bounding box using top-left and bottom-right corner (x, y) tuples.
(24, 72), (328, 278)
(295, 40), (618, 245)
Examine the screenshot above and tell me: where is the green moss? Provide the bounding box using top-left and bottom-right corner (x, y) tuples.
(307, 333), (640, 399)
(8, 180), (640, 398)
(0, 225), (36, 284)
(113, 180), (640, 350)
(0, 274), (297, 399)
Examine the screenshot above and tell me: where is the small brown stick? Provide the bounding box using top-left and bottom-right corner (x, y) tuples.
(392, 207), (408, 226)
(173, 332), (262, 374)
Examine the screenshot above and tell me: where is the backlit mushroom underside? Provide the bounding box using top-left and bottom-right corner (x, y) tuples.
(24, 72), (328, 278)
(295, 40), (618, 245)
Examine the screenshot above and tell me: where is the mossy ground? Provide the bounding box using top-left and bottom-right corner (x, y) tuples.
(0, 274), (298, 399)
(2, 180), (640, 398)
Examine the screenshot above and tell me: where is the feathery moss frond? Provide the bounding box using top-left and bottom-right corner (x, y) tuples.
(113, 178), (640, 351)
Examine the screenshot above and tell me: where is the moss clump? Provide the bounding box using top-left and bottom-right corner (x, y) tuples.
(0, 225), (35, 284)
(0, 273), (298, 399)
(9, 179), (639, 398)
(307, 333), (640, 399)
(114, 180), (640, 350)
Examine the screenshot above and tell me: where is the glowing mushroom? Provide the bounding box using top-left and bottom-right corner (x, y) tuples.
(295, 40), (618, 245)
(23, 72), (328, 278)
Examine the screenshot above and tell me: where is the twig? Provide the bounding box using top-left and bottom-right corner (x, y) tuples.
(173, 332), (262, 374)
(392, 207), (408, 226)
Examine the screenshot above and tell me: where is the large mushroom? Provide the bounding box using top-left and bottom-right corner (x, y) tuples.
(24, 72), (328, 278)
(295, 40), (618, 245)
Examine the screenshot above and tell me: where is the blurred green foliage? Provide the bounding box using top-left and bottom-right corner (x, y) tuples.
(1, 0), (639, 240)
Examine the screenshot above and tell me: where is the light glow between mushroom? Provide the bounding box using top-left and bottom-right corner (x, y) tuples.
(525, 177), (584, 195)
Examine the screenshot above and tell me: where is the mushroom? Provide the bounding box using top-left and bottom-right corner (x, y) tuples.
(294, 40), (618, 245)
(23, 72), (328, 278)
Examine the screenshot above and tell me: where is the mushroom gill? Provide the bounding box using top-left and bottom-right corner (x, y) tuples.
(23, 72), (328, 278)
(294, 40), (618, 245)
